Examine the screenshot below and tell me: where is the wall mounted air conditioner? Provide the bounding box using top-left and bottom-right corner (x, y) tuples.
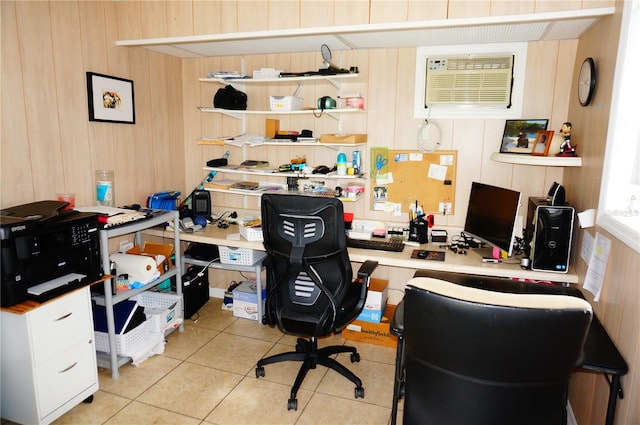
(414, 42), (527, 119)
(425, 56), (513, 107)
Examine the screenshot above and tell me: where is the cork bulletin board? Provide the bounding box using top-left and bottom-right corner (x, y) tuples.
(370, 149), (458, 214)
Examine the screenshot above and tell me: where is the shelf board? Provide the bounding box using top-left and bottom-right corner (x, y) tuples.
(116, 8), (614, 58)
(203, 166), (365, 179)
(198, 106), (362, 116)
(197, 139), (366, 147)
(200, 73), (360, 84)
(490, 152), (582, 167)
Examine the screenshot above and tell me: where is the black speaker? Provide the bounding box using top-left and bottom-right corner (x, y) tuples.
(547, 182), (566, 206)
(191, 190), (211, 218)
(173, 265), (209, 319)
(526, 197), (574, 273)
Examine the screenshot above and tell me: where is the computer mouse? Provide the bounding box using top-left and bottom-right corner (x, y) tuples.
(313, 165), (332, 174)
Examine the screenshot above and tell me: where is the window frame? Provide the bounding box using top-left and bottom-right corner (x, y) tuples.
(597, 0), (640, 254)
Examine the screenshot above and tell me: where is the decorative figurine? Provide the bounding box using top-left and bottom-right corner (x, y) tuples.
(557, 122), (577, 157)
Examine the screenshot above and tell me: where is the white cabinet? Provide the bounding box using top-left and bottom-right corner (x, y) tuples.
(1, 287), (98, 425)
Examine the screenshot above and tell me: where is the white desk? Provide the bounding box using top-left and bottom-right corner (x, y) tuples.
(144, 222), (579, 290)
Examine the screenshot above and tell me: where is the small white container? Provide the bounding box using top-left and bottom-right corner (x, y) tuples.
(269, 96), (303, 111)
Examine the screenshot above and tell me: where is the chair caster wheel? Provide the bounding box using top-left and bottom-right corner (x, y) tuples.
(355, 387), (365, 399)
(83, 395), (94, 403)
(287, 398), (298, 410)
(256, 366), (265, 378)
(350, 352), (360, 363)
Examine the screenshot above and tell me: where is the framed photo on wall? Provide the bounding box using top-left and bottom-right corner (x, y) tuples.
(499, 119), (549, 154)
(531, 130), (555, 156)
(86, 72), (135, 124)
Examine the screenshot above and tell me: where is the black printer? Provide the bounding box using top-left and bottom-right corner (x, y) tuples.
(1, 200), (103, 307)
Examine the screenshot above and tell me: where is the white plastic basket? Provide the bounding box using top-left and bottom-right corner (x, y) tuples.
(94, 319), (153, 355)
(133, 291), (183, 333)
(219, 246), (259, 265)
(239, 223), (263, 241)
(269, 96), (303, 111)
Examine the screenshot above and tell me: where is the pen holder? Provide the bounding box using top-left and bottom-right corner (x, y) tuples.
(408, 217), (428, 244)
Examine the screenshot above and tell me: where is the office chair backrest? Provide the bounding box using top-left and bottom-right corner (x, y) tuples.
(261, 194), (353, 337)
(403, 277), (592, 425)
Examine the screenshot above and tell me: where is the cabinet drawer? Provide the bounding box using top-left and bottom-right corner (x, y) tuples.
(35, 341), (97, 420)
(30, 288), (93, 364)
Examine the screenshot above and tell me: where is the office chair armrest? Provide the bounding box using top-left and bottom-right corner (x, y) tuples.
(357, 260), (378, 282)
(390, 299), (404, 338)
(356, 260), (378, 300)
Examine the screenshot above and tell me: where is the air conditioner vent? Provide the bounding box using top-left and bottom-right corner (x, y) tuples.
(425, 55), (514, 107)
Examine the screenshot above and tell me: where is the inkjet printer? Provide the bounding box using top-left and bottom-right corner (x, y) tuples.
(1, 200), (102, 307)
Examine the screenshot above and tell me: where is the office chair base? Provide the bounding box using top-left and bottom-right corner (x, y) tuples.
(256, 337), (364, 410)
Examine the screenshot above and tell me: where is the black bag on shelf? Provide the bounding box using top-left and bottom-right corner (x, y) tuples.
(213, 85), (247, 110)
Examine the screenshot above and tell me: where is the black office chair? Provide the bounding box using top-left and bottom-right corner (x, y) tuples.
(397, 276), (592, 425)
(255, 193), (378, 410)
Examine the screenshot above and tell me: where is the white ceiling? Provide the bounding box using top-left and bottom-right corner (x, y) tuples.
(117, 7), (615, 58)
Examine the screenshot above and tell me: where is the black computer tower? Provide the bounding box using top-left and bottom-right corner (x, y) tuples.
(173, 265), (210, 319)
(526, 197), (574, 273)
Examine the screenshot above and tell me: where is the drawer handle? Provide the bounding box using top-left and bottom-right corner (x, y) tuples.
(54, 312), (73, 321)
(59, 362), (78, 373)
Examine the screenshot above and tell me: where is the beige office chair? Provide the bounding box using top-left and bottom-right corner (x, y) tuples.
(398, 276), (592, 425)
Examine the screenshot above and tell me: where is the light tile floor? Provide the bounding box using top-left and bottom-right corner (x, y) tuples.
(39, 298), (403, 425)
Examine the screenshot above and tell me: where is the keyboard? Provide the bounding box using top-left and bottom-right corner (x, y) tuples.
(346, 237), (405, 252)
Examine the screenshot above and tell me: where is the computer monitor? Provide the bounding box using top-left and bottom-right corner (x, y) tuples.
(463, 182), (522, 257)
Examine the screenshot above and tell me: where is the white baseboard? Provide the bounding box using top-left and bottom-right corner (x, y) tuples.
(210, 287), (225, 298)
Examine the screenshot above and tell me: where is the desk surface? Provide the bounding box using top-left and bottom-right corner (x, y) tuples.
(144, 223), (579, 284)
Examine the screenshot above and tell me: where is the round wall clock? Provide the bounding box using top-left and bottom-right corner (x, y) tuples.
(578, 57), (596, 106)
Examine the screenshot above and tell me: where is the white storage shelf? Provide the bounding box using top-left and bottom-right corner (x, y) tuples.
(92, 210), (183, 379)
(490, 152), (582, 167)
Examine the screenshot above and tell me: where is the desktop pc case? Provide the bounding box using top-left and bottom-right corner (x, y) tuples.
(526, 197), (574, 273)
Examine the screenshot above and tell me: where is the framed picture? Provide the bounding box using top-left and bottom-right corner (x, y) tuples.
(86, 72), (135, 124)
(499, 119), (549, 154)
(531, 130), (555, 156)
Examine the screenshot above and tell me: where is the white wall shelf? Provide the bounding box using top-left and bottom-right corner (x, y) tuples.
(116, 8), (615, 58)
(201, 73), (359, 86)
(198, 106), (362, 120)
(490, 152), (582, 167)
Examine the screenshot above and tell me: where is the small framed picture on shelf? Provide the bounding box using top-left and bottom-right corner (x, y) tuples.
(499, 119), (549, 154)
(86, 72), (135, 124)
(531, 130), (555, 156)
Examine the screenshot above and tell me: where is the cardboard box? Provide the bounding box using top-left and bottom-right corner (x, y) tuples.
(356, 278), (388, 323)
(127, 242), (173, 273)
(343, 304), (398, 348)
(233, 281), (267, 321)
(319, 133), (367, 144)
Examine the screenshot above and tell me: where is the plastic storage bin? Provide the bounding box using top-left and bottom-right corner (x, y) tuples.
(219, 246), (259, 265)
(269, 96), (303, 111)
(132, 292), (183, 334)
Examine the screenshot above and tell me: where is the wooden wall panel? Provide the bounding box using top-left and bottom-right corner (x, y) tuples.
(300, 0), (335, 27)
(15, 1), (65, 202)
(408, 0), (448, 20)
(50, 1), (94, 205)
(1, 0), (33, 206)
